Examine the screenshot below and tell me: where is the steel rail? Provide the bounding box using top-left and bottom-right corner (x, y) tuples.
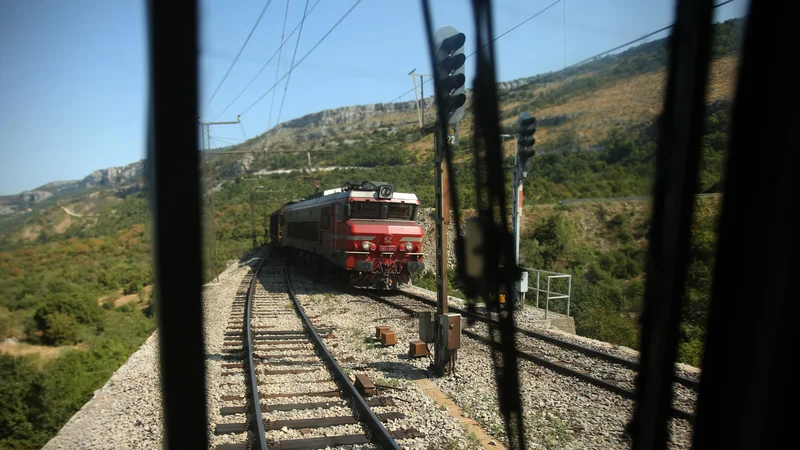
(284, 264), (401, 450)
(352, 287), (696, 422)
(246, 255), (270, 450)
(394, 289), (699, 391)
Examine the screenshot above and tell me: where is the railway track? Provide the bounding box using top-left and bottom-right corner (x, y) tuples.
(395, 290), (699, 388)
(345, 286), (698, 422)
(211, 256), (414, 449)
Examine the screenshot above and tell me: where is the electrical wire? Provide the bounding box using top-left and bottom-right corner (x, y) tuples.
(268, 0), (292, 131)
(389, 0), (736, 103)
(202, 0), (274, 118)
(275, 0), (310, 127)
(212, 0), (322, 122)
(239, 0), (364, 117)
(387, 0), (561, 104)
(465, 0), (560, 59)
(500, 0), (737, 97)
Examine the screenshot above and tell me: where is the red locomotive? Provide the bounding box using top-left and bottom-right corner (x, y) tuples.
(269, 181), (424, 289)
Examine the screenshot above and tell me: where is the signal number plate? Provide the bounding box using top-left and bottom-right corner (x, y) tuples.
(379, 245), (397, 252)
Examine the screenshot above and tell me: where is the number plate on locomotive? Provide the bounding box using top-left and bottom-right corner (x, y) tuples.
(379, 245), (397, 252)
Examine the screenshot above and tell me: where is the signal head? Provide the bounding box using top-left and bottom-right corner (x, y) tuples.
(516, 112), (537, 135)
(433, 26), (467, 125)
(516, 112), (537, 164)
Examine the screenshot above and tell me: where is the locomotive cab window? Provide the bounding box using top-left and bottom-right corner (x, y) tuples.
(387, 203), (415, 220)
(349, 202), (382, 219)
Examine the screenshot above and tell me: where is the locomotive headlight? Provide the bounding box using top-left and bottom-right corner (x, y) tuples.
(404, 242), (413, 251)
(361, 241), (371, 251)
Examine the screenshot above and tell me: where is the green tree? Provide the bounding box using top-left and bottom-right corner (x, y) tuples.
(0, 355), (42, 448)
(40, 313), (80, 345)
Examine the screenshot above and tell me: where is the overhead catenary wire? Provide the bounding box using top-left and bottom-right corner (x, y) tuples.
(498, 0), (737, 97)
(387, 0), (561, 104)
(211, 135), (246, 143)
(212, 0), (322, 122)
(268, 0), (292, 131)
(387, 0), (737, 104)
(275, 0), (310, 127)
(202, 0), (274, 118)
(239, 0), (364, 117)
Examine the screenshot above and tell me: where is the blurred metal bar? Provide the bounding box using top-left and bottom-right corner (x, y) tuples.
(693, 1), (793, 448)
(630, 0), (714, 448)
(145, 0), (208, 448)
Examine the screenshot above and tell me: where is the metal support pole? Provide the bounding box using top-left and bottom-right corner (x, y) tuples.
(433, 123), (455, 374)
(419, 75), (425, 128)
(510, 135), (524, 309)
(410, 70), (422, 129)
(409, 71), (432, 131)
(567, 276), (572, 316)
(208, 158), (219, 282)
(263, 202), (269, 245)
(250, 190), (256, 250)
(545, 276), (551, 319)
(198, 118), (239, 283)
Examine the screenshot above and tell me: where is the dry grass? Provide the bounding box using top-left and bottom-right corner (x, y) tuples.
(97, 285), (152, 308)
(501, 55), (738, 149)
(53, 214), (72, 233)
(522, 202), (650, 252)
(0, 340), (87, 365)
(20, 225), (42, 242)
(262, 55), (737, 161)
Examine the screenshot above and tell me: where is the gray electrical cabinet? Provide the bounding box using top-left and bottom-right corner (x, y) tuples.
(418, 310), (435, 343)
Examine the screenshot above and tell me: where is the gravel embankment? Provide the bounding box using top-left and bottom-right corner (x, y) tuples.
(399, 284), (701, 407)
(207, 255), (262, 448)
(403, 284), (700, 374)
(290, 269), (486, 450)
(291, 266), (695, 449)
(42, 255), (258, 449)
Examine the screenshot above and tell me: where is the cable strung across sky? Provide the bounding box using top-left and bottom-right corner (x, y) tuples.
(212, 0), (322, 123)
(386, 0), (737, 104)
(238, 0), (364, 117)
(275, 0), (310, 128)
(268, 0), (293, 131)
(202, 0), (274, 119)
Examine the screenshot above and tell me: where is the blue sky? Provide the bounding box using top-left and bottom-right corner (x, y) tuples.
(0, 0), (748, 195)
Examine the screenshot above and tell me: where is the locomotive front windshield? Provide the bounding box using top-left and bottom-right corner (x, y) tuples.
(387, 203), (414, 219)
(349, 202), (416, 220)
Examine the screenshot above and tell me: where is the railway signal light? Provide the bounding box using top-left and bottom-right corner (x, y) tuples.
(516, 112), (537, 167)
(433, 26), (467, 125)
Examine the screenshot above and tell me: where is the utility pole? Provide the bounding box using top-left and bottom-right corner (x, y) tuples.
(250, 185), (265, 250)
(249, 185), (287, 249)
(409, 69), (433, 129)
(199, 116), (241, 282)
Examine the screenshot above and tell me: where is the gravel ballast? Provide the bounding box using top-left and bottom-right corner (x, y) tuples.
(291, 265), (696, 449)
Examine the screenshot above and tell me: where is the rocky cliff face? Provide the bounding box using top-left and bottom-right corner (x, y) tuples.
(0, 161), (145, 215)
(80, 161), (144, 189)
(19, 190), (54, 203)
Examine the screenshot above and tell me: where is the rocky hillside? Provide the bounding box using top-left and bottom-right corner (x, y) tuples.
(0, 18), (742, 246)
(0, 161), (145, 216)
(208, 19), (742, 174)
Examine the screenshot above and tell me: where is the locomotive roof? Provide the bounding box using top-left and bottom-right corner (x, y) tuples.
(284, 189), (419, 211)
